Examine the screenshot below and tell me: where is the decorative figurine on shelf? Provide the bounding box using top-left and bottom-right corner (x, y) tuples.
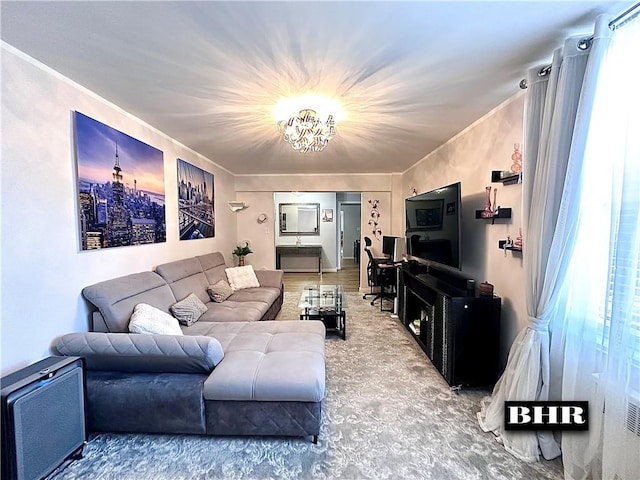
(295, 235), (302, 247)
(479, 281), (495, 297)
(480, 186), (500, 218)
(510, 143), (523, 174)
(503, 236), (513, 256)
(514, 227), (523, 250)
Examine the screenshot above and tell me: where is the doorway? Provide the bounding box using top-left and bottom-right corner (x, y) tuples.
(337, 199), (361, 272)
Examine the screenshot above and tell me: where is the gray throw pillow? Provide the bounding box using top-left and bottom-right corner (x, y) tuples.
(170, 293), (208, 326)
(207, 280), (233, 303)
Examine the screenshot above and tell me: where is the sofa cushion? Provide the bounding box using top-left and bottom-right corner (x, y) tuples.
(200, 321), (326, 402)
(227, 286), (281, 305)
(170, 293), (208, 326)
(207, 280), (233, 303)
(56, 332), (224, 373)
(196, 252), (228, 287)
(225, 266), (260, 291)
(129, 303), (184, 335)
(197, 300), (269, 323)
(82, 271), (176, 333)
(155, 257), (210, 305)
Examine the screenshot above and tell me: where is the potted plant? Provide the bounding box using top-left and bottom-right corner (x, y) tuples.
(232, 242), (253, 266)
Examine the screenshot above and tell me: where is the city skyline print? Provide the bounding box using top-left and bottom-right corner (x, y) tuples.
(75, 111), (166, 251)
(177, 159), (215, 240)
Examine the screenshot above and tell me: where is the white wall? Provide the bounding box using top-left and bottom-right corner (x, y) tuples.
(402, 94), (526, 364)
(1, 47), (238, 375)
(234, 191), (276, 270)
(360, 192), (392, 289)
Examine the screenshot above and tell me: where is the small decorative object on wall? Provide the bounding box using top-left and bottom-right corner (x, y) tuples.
(232, 241), (252, 266)
(75, 111), (166, 250)
(368, 199), (382, 238)
(322, 209), (334, 222)
(411, 187), (418, 196)
(257, 213), (268, 224)
(510, 143), (523, 174)
(177, 159), (214, 240)
(228, 201), (248, 212)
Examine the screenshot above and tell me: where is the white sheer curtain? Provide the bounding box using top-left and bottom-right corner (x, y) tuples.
(477, 16), (612, 462)
(553, 14), (640, 480)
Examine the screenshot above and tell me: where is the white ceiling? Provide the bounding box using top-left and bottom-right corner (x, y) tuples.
(1, 1), (630, 175)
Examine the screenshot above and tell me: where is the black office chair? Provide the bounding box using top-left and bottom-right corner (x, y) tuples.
(363, 237), (377, 300)
(362, 237), (396, 307)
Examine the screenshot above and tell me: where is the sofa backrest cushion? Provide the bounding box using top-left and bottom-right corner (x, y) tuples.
(155, 257), (209, 305)
(56, 332), (224, 373)
(196, 252), (229, 287)
(82, 271), (176, 333)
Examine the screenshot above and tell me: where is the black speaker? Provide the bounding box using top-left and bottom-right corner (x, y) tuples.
(1, 356), (86, 480)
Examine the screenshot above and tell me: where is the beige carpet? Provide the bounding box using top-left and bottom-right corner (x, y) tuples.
(48, 292), (564, 480)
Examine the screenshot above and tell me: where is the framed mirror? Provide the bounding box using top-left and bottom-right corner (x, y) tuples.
(279, 203), (320, 236)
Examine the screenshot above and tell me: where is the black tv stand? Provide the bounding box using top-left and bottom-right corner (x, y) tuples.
(400, 261), (501, 387)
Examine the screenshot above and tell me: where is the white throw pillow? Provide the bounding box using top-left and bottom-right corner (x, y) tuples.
(225, 265), (260, 291)
(128, 303), (184, 335)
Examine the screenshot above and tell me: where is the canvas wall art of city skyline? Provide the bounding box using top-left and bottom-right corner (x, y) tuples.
(75, 111), (166, 250)
(177, 159), (215, 240)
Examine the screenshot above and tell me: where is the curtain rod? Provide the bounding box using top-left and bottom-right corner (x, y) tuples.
(519, 2), (640, 89)
(609, 1), (640, 28)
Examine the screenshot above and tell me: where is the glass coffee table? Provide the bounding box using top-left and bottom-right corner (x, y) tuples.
(299, 284), (346, 340)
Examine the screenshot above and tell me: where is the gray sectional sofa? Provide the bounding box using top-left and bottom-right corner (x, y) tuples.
(55, 252), (326, 442)
(88, 252), (284, 332)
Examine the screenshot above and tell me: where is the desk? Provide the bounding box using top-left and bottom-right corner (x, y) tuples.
(275, 245), (323, 273)
(376, 261), (401, 312)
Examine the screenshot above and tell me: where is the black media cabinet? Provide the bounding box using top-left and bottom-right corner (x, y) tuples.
(400, 261), (501, 388)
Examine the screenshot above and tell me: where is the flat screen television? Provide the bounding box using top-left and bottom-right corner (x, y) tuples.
(405, 181), (462, 271)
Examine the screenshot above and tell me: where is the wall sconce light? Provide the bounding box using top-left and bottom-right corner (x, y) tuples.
(228, 201), (248, 212)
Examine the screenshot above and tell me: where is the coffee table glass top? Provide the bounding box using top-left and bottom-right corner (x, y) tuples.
(299, 284), (346, 310)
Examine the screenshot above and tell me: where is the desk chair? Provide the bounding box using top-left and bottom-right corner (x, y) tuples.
(362, 237), (396, 308)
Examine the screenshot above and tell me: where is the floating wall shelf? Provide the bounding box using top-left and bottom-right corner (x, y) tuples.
(491, 170), (521, 185)
(498, 240), (522, 252)
(475, 208), (512, 224)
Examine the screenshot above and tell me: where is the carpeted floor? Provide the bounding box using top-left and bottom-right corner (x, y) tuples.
(48, 292), (563, 480)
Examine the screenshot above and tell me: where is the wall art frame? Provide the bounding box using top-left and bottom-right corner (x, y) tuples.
(75, 111), (166, 251)
(177, 159), (215, 240)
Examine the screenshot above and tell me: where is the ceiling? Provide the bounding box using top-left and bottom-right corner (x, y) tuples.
(1, 1), (630, 175)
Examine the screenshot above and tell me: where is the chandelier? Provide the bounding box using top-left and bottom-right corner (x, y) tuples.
(278, 109), (336, 153)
